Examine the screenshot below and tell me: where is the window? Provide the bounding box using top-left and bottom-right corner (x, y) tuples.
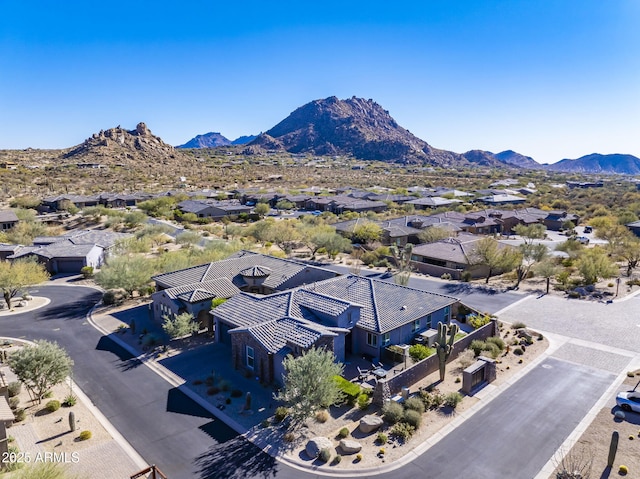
(366, 332), (377, 347)
(382, 333), (390, 346)
(444, 306), (450, 320)
(347, 311), (353, 324)
(246, 346), (255, 369)
(412, 319), (420, 332)
(426, 314), (432, 329)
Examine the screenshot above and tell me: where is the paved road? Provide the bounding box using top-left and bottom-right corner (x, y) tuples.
(4, 284), (626, 479)
(322, 263), (525, 314)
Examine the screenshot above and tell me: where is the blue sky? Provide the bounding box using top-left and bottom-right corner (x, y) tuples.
(1, 1), (638, 164)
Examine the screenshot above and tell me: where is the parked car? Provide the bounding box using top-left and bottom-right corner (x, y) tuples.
(583, 226), (593, 234)
(616, 389), (640, 412)
(311, 210), (323, 216)
(576, 236), (590, 245)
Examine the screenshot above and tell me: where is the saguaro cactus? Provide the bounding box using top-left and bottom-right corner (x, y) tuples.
(68, 411), (76, 432)
(435, 322), (459, 382)
(607, 431), (619, 468)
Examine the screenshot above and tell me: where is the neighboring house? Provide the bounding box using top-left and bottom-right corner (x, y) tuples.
(212, 274), (460, 384)
(7, 230), (131, 274)
(626, 220), (640, 238)
(177, 199), (251, 219)
(476, 194), (527, 206)
(406, 196), (463, 210)
(41, 194), (100, 211)
(542, 210), (580, 230)
(305, 196), (387, 214)
(151, 251), (340, 324)
(0, 211), (18, 231)
(410, 233), (515, 279)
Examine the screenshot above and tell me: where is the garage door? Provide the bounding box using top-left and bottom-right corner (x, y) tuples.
(56, 260), (86, 273)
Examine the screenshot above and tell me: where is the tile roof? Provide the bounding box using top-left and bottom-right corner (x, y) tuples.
(0, 211), (18, 223)
(152, 251), (337, 290)
(163, 278), (240, 302)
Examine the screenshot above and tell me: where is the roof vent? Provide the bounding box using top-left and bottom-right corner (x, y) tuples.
(400, 305), (407, 310)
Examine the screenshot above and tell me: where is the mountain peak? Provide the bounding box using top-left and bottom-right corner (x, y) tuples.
(177, 132), (231, 148)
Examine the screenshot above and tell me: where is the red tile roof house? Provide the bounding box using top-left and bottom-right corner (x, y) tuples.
(212, 275), (461, 385)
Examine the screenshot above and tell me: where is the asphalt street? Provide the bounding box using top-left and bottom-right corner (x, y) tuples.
(0, 284), (621, 479)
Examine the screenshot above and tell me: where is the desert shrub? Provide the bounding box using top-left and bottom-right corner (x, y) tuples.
(80, 266), (94, 278)
(333, 376), (360, 405)
(409, 344), (435, 363)
(284, 432), (295, 442)
(260, 419), (270, 428)
(444, 392), (463, 409)
(461, 271), (472, 282)
(513, 347), (524, 356)
(486, 336), (505, 350)
(382, 401), (404, 424)
(274, 406), (289, 422)
(430, 392), (445, 408)
(14, 408), (26, 422)
(440, 273), (452, 280)
(458, 349), (476, 369)
(355, 453), (363, 462)
(338, 427), (349, 438)
(207, 386), (220, 395)
(62, 394), (77, 407)
(225, 398), (231, 405)
(357, 393), (370, 410)
(376, 432), (388, 444)
(332, 455), (342, 465)
(469, 339), (486, 357)
(45, 400), (60, 413)
(619, 465), (628, 475)
(9, 397), (19, 410)
(403, 409), (422, 429)
(511, 321), (527, 329)
(7, 381), (21, 397)
(218, 379), (231, 392)
(404, 396), (425, 414)
(390, 421), (415, 441)
(78, 430), (92, 441)
(319, 447), (332, 463)
(315, 410), (329, 423)
(142, 333), (161, 348)
(230, 389), (243, 398)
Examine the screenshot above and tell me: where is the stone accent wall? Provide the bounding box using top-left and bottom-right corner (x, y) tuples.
(373, 319), (498, 404)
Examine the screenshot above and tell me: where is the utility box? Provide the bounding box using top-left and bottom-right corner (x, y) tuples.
(462, 356), (496, 395)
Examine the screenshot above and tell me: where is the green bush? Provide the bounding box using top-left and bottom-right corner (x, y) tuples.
(469, 339), (486, 357)
(390, 421), (415, 441)
(408, 344), (435, 363)
(357, 393), (370, 410)
(332, 455), (342, 465)
(444, 392), (463, 409)
(468, 314), (491, 329)
(274, 406), (289, 422)
(338, 427), (349, 438)
(333, 376), (361, 404)
(404, 396), (425, 414)
(513, 347), (524, 356)
(45, 400), (61, 413)
(430, 392), (444, 409)
(9, 397), (19, 410)
(511, 321), (527, 329)
(7, 381), (21, 398)
(319, 447), (332, 463)
(78, 430), (92, 441)
(376, 432), (388, 444)
(486, 336), (505, 350)
(62, 394), (77, 407)
(80, 266), (94, 278)
(382, 401), (404, 424)
(404, 409), (422, 429)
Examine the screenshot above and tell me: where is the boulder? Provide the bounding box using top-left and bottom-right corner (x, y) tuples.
(359, 415), (383, 433)
(305, 437), (333, 459)
(339, 439), (362, 455)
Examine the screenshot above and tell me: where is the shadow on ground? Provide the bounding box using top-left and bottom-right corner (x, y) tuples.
(95, 335), (143, 371)
(194, 436), (278, 479)
(37, 297), (101, 321)
(440, 283), (503, 296)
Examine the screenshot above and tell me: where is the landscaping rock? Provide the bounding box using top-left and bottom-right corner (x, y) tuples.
(359, 415), (383, 433)
(305, 437), (333, 459)
(339, 439), (362, 455)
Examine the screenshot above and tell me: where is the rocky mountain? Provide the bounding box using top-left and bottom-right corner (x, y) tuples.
(248, 96), (463, 166)
(231, 135), (257, 145)
(460, 150), (505, 167)
(494, 150), (541, 169)
(177, 132), (231, 148)
(546, 153), (640, 175)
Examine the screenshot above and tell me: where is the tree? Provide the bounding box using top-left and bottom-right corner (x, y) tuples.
(94, 256), (155, 297)
(296, 223), (335, 257)
(576, 247), (618, 285)
(534, 259), (562, 294)
(275, 200), (295, 211)
(162, 312), (199, 339)
(513, 224), (548, 288)
(351, 222), (382, 245)
(123, 210), (148, 229)
(264, 220), (300, 254)
(273, 347), (344, 424)
(254, 203), (270, 217)
(175, 230), (202, 248)
(390, 244), (413, 286)
(0, 259), (49, 309)
(8, 340), (73, 404)
(417, 226), (454, 244)
(617, 236), (640, 276)
(472, 237), (521, 284)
